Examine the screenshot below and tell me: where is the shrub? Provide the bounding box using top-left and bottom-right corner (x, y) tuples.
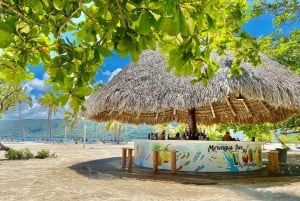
(36, 149), (50, 159)
(5, 149), (22, 160)
(5, 148), (34, 160)
(23, 148), (34, 159)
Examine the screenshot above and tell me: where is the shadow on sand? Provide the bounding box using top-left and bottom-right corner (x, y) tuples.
(69, 153), (300, 186)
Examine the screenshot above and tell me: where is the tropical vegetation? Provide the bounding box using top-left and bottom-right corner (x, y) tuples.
(0, 0), (299, 142)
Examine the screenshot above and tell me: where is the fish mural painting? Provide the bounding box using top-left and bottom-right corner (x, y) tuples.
(134, 140), (263, 172)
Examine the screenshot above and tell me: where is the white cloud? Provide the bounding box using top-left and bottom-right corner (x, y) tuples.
(108, 68), (122, 82)
(3, 96), (63, 120)
(101, 70), (112, 77)
(25, 73), (51, 93)
(2, 72), (63, 120)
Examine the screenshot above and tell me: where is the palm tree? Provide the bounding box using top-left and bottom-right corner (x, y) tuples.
(104, 120), (122, 144)
(15, 87), (32, 141)
(38, 92), (57, 142)
(63, 110), (81, 144)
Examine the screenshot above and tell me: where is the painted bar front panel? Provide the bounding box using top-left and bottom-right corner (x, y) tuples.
(134, 140), (263, 172)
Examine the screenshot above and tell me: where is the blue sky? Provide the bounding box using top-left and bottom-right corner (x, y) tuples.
(3, 11), (299, 120)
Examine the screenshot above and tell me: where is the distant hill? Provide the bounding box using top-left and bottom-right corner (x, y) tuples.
(0, 119), (154, 142)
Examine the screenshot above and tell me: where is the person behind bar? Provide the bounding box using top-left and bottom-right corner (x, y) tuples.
(159, 130), (165, 140)
(223, 131), (233, 141)
(174, 133), (180, 140)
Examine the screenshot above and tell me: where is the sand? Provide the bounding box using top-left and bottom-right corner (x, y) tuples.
(0, 142), (300, 201)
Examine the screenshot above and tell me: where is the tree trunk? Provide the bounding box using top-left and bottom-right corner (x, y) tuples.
(274, 133), (291, 150)
(83, 119), (87, 148)
(0, 142), (12, 151)
(117, 125), (121, 144)
(94, 122), (98, 141)
(19, 103), (26, 141)
(49, 107), (52, 143)
(64, 125), (67, 144)
(188, 108), (197, 134)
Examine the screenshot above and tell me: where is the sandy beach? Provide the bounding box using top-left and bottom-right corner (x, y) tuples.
(1, 142), (300, 201)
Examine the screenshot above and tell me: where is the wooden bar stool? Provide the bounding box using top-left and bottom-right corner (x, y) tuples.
(121, 148), (128, 169)
(127, 148), (134, 170)
(268, 150), (280, 174)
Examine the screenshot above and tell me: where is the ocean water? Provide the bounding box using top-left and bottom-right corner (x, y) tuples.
(0, 119), (154, 143)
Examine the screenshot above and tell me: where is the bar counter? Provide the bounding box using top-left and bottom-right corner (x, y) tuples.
(133, 140), (263, 172)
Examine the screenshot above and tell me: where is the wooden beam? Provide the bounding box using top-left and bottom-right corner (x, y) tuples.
(136, 111), (141, 119)
(210, 103), (216, 118)
(259, 100), (271, 113)
(155, 112), (159, 120)
(119, 109), (124, 115)
(173, 108), (176, 115)
(241, 100), (252, 116)
(226, 99), (237, 116)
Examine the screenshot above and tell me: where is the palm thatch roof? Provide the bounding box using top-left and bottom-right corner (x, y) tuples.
(84, 50), (300, 125)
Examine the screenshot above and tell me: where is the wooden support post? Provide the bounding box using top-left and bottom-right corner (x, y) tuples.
(171, 150), (177, 174)
(153, 150), (159, 174)
(127, 148), (134, 171)
(268, 151), (280, 174)
(122, 148), (127, 169)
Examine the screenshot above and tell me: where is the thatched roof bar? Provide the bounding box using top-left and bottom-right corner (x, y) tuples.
(84, 50), (300, 125)
(226, 99), (237, 116)
(210, 103), (216, 118)
(259, 100), (271, 113)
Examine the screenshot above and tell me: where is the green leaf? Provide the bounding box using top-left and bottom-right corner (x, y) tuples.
(98, 47), (113, 57)
(53, 0), (64, 11)
(164, 0), (176, 17)
(125, 2), (136, 11)
(32, 0), (44, 14)
(17, 21), (31, 33)
(147, 36), (156, 50)
(55, 69), (65, 83)
(58, 94), (70, 106)
(0, 22), (14, 48)
(168, 49), (185, 73)
(24, 72), (35, 81)
(206, 14), (215, 30)
(30, 53), (41, 66)
(32, 36), (49, 46)
(74, 47), (85, 60)
(117, 37), (131, 52)
(183, 60), (193, 76)
(159, 16), (180, 36)
(138, 11), (154, 35)
(148, 2), (162, 9)
(70, 95), (80, 111)
(64, 77), (74, 89)
(73, 86), (92, 96)
(228, 60), (243, 76)
(179, 9), (188, 36)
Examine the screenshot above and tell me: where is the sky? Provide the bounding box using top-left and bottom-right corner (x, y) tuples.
(2, 10), (299, 120)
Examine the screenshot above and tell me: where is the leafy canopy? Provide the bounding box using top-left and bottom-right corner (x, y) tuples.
(0, 0), (261, 114)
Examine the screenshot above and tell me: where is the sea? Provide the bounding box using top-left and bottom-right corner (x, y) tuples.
(0, 119), (155, 143)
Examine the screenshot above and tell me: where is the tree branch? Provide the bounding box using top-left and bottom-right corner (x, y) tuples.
(56, 0), (83, 39)
(0, 85), (23, 111)
(0, 0), (27, 19)
(0, 142), (12, 151)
